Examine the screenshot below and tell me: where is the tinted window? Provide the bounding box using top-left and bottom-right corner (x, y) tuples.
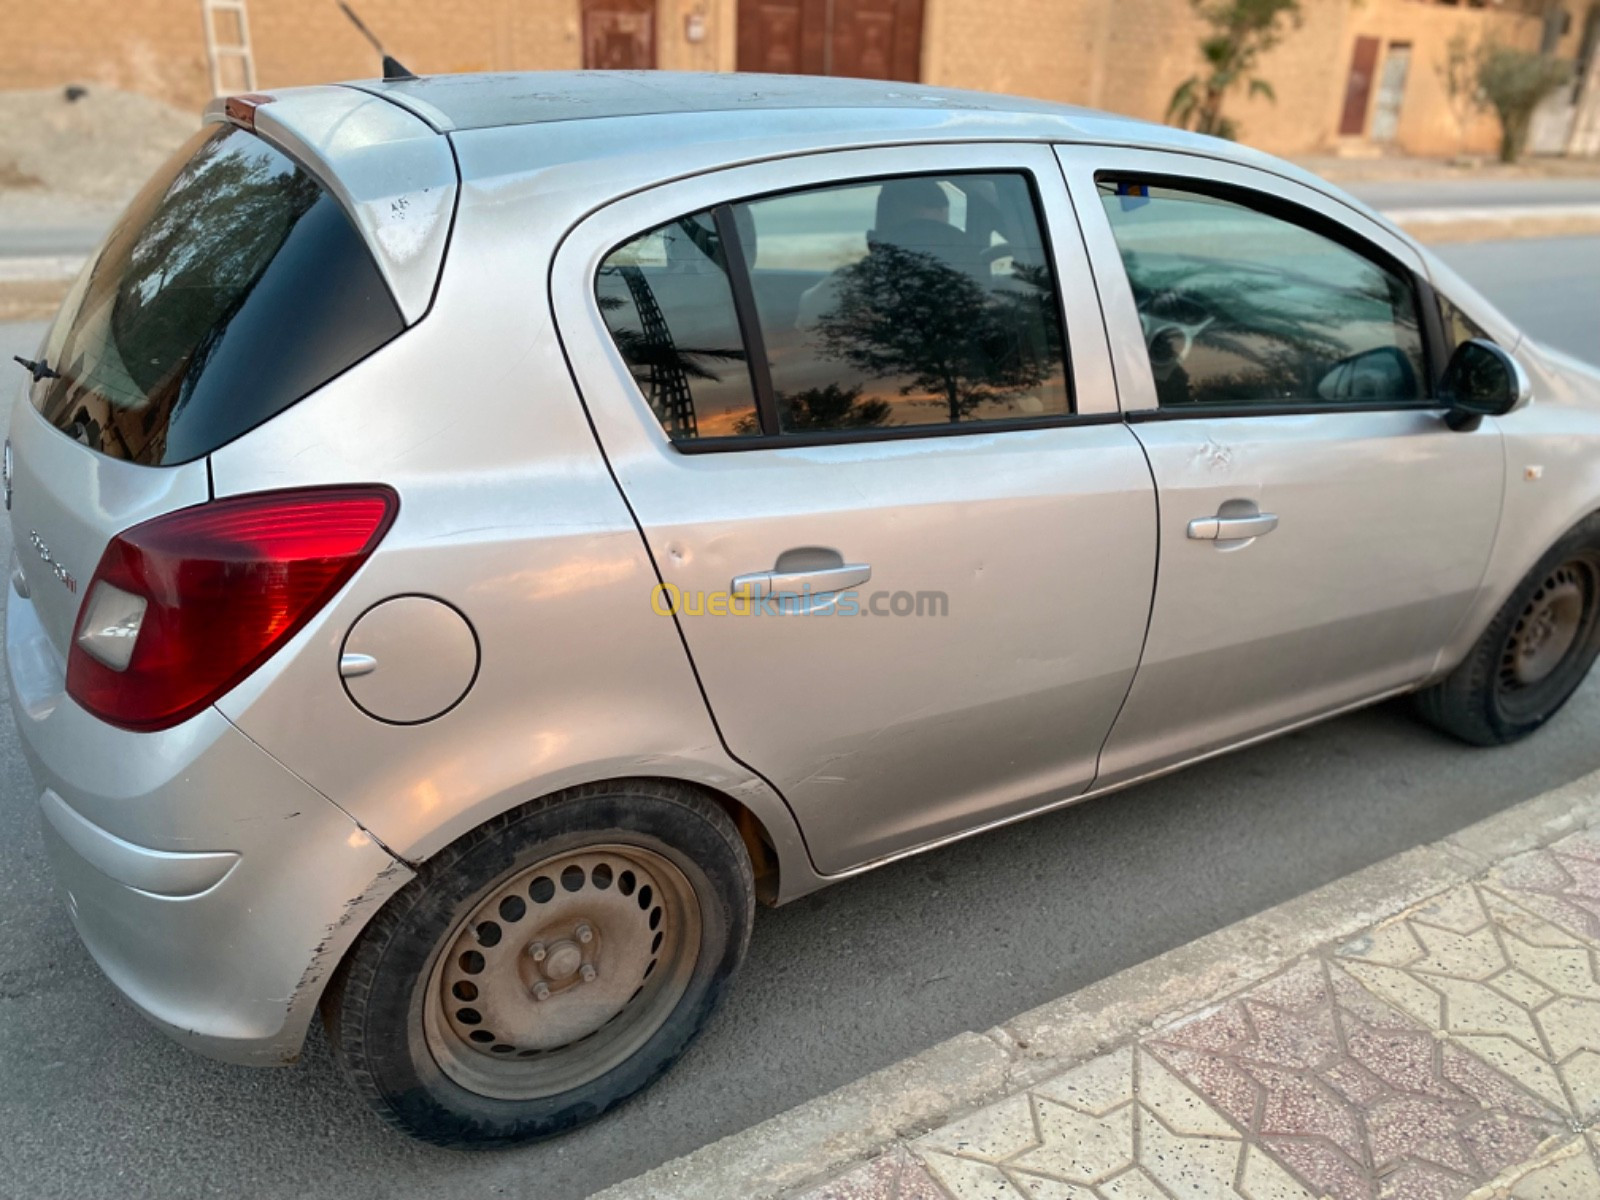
(733, 173), (1070, 432)
(1098, 180), (1427, 409)
(596, 212), (756, 441)
(35, 125), (403, 465)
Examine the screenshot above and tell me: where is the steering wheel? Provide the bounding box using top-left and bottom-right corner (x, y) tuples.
(978, 241), (1016, 267)
(1137, 288), (1215, 367)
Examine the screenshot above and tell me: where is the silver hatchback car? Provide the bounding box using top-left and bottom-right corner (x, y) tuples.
(8, 72), (1600, 1147)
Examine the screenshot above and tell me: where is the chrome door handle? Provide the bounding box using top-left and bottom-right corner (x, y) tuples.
(1188, 513), (1279, 541)
(731, 562), (872, 599)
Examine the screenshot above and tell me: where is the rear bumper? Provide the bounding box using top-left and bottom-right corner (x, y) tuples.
(7, 578), (414, 1065)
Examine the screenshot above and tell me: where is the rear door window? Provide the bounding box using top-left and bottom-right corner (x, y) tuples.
(33, 124), (403, 465)
(733, 173), (1070, 432)
(594, 171), (1072, 443)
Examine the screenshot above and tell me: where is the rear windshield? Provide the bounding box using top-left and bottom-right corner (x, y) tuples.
(33, 124), (403, 465)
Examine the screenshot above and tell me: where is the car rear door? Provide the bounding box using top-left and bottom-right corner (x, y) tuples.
(554, 144), (1156, 874)
(1056, 145), (1504, 785)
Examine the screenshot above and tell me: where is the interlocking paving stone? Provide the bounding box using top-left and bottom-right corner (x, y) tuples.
(1340, 881), (1600, 1122)
(793, 1145), (951, 1200)
(1462, 1135), (1600, 1198)
(1149, 957), (1565, 1200)
(912, 1046), (1313, 1200)
(791, 830), (1600, 1200)
(1491, 830), (1600, 946)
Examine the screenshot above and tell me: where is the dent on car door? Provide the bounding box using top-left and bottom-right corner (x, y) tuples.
(553, 145), (1157, 875)
(1056, 147), (1505, 783)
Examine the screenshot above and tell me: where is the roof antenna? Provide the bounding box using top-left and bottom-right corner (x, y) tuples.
(337, 1), (417, 81)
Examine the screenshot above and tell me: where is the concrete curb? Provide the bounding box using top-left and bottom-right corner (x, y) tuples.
(592, 765), (1600, 1200)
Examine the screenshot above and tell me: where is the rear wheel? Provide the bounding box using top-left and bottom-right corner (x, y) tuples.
(1416, 516), (1600, 746)
(322, 780), (754, 1147)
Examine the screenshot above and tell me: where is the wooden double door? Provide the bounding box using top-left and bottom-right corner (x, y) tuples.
(737, 0), (924, 81)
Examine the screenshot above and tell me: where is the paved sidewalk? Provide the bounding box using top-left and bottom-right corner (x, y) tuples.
(598, 769), (1600, 1200)
(1290, 156), (1600, 186)
(1383, 204), (1600, 245)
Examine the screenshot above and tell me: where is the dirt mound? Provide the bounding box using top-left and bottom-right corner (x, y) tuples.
(0, 86), (197, 206)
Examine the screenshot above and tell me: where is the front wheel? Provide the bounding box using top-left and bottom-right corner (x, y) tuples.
(1416, 515), (1600, 746)
(322, 780), (754, 1147)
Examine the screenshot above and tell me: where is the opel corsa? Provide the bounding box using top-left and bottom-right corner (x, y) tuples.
(8, 72), (1600, 1147)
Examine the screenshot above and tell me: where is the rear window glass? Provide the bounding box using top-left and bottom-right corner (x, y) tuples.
(34, 124), (403, 465)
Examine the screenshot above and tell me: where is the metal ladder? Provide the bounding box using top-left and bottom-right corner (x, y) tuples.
(202, 0), (258, 96)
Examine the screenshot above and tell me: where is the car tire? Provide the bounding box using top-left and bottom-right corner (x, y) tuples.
(321, 779), (754, 1148)
(1415, 513), (1600, 747)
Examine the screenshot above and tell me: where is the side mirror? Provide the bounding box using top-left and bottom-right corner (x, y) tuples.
(1441, 338), (1530, 431)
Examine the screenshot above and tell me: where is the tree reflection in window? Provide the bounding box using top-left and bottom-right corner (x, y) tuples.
(737, 172), (1071, 432)
(813, 242), (1054, 424)
(35, 124), (402, 464)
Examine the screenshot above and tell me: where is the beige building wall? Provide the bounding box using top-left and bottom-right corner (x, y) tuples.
(921, 0), (1349, 154)
(0, 0), (714, 113)
(656, 0), (737, 72)
(0, 0), (1593, 157)
(921, 0), (1568, 158)
(248, 0), (581, 90)
(0, 0), (212, 112)
(1336, 0), (1544, 158)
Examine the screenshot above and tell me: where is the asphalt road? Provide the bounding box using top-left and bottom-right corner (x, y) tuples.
(1345, 177), (1600, 212)
(0, 235), (1598, 1200)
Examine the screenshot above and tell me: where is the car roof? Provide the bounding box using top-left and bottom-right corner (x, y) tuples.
(342, 72), (1368, 203)
(349, 70), (1114, 134)
(321, 70), (1374, 201)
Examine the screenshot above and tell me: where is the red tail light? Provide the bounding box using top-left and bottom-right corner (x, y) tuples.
(67, 486), (398, 732)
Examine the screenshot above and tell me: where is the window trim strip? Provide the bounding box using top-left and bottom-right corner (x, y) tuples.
(671, 410), (1126, 454)
(1415, 273), (1451, 392)
(1122, 399), (1444, 423)
(712, 203), (780, 438)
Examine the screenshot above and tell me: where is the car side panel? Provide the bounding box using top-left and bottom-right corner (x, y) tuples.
(550, 144), (1157, 875)
(1430, 342), (1600, 677)
(1054, 145), (1505, 778)
(208, 177), (818, 898)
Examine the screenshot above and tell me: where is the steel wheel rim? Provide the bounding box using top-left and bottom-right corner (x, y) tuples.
(1497, 556), (1600, 717)
(423, 843), (701, 1100)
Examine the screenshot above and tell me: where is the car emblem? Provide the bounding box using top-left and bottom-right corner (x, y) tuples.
(29, 530), (77, 594)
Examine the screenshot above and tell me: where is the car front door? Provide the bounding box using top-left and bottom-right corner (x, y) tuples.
(1057, 146), (1505, 785)
(555, 144), (1156, 874)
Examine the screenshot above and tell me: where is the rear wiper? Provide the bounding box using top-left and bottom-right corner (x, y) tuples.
(12, 355), (59, 382)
